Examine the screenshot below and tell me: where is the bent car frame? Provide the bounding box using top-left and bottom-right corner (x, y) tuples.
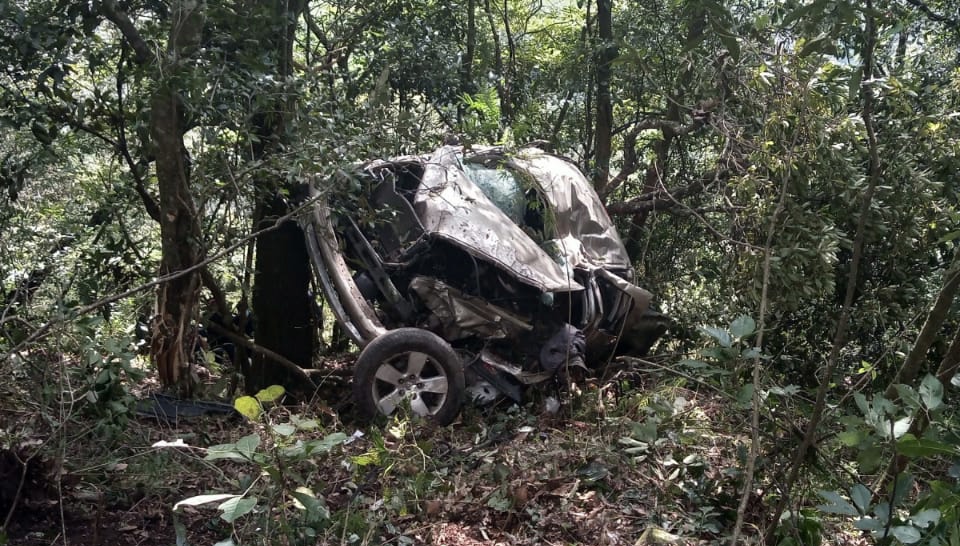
(301, 144), (668, 424)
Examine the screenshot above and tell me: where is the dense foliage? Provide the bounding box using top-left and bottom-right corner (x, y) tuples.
(2, 0), (960, 543)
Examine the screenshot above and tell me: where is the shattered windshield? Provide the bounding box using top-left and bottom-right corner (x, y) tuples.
(462, 163), (526, 225)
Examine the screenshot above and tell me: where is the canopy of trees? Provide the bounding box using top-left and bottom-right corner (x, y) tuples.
(3, 0), (960, 543)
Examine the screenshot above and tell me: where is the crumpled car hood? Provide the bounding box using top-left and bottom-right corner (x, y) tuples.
(409, 147), (584, 293)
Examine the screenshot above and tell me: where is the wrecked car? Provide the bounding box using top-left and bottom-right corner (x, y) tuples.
(301, 145), (668, 424)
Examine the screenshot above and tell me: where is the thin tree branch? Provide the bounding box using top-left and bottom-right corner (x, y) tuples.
(115, 46), (161, 222)
(730, 162), (792, 546)
(205, 322), (317, 389)
(883, 256), (960, 400)
(98, 0), (154, 65)
(902, 0), (960, 29)
(605, 169), (725, 215)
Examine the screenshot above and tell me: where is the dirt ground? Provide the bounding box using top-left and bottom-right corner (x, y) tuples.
(0, 368), (864, 546)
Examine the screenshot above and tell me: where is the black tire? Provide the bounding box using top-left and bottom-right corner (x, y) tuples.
(353, 328), (465, 425)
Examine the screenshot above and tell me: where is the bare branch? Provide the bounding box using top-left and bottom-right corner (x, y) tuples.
(205, 322), (317, 389)
(605, 169), (724, 215)
(97, 1), (154, 65)
(903, 0), (960, 29)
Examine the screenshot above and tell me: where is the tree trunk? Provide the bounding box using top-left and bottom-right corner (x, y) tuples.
(149, 1), (205, 392)
(458, 0), (476, 127)
(883, 254), (960, 400)
(246, 0), (314, 394)
(250, 196), (314, 391)
(483, 0), (511, 130)
(593, 0), (614, 189)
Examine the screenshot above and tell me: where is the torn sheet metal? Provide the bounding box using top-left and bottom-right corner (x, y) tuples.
(409, 276), (533, 341)
(508, 148), (634, 272)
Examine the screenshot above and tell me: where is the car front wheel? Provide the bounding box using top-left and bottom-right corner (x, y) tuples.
(352, 328), (465, 425)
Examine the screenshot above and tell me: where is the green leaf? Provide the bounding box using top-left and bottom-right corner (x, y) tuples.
(890, 525), (922, 544)
(782, 2), (815, 27)
(799, 34), (830, 58)
(271, 423), (296, 436)
(351, 451), (380, 466)
(730, 315), (756, 340)
(816, 490), (858, 516)
(305, 432), (348, 455)
(678, 359), (711, 369)
(218, 496), (257, 523)
(858, 445), (884, 473)
(854, 392), (870, 418)
(173, 514), (188, 546)
(292, 487), (330, 522)
(894, 384), (922, 411)
(741, 347), (764, 360)
(851, 484), (871, 514)
(235, 433), (261, 460)
(893, 473), (915, 507)
(718, 32), (740, 63)
(292, 417), (320, 430)
(255, 385), (285, 403)
(838, 430), (863, 447)
(204, 443), (246, 462)
(919, 374), (943, 411)
(911, 508), (940, 528)
(233, 396), (262, 420)
(737, 383), (754, 408)
(854, 517), (884, 531)
(896, 434), (957, 458)
(630, 421), (658, 443)
(174, 493), (239, 510)
(700, 326), (731, 347)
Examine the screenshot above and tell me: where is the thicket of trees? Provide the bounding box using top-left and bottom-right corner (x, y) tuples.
(3, 0), (960, 542)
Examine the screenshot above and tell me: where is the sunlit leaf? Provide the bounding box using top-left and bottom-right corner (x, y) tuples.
(233, 396), (262, 421)
(218, 496), (257, 523)
(729, 315), (756, 339)
(889, 525), (922, 544)
(174, 493), (239, 510)
(700, 326), (731, 347)
(919, 374), (943, 411)
(255, 385), (285, 403)
(271, 423), (296, 436)
(911, 508), (940, 528)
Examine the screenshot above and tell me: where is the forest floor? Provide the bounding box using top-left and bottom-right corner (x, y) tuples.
(1, 355), (864, 546)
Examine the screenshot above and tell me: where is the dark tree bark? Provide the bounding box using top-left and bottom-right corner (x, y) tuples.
(150, 82), (204, 390)
(483, 0), (512, 129)
(250, 196), (314, 391)
(458, 0), (477, 127)
(592, 0), (615, 189)
(246, 0), (315, 394)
